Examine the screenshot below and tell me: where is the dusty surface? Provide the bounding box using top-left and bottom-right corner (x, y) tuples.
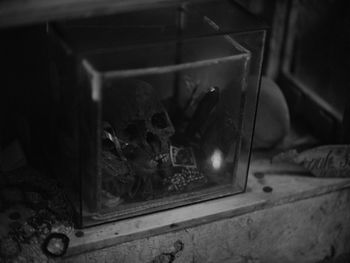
(63, 164), (350, 263)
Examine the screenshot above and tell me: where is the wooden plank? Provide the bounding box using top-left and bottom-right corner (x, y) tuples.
(65, 159), (350, 257)
(0, 0), (186, 28)
(65, 190), (350, 262)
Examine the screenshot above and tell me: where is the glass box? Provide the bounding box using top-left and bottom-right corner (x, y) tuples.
(48, 0), (266, 227)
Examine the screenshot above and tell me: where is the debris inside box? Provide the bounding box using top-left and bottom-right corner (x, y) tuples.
(101, 79), (238, 208)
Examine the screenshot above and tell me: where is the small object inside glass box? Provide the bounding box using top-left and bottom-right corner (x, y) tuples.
(47, 0), (267, 227)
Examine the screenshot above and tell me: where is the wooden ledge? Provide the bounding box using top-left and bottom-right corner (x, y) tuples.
(66, 159), (350, 257)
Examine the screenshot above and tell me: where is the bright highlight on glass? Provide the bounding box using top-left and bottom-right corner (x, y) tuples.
(210, 149), (224, 170)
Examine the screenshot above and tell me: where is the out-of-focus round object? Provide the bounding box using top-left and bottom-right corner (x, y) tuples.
(42, 233), (69, 257)
(253, 77), (290, 149)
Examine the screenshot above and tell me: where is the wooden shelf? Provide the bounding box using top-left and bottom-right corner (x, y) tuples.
(65, 159), (350, 257)
(0, 0), (184, 29)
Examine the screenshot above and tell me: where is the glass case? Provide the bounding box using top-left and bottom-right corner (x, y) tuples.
(48, 0), (266, 227)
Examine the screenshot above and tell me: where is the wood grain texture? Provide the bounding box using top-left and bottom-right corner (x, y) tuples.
(0, 0), (186, 28)
(63, 159), (350, 259)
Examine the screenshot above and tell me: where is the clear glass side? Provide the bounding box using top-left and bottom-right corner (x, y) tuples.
(232, 30), (266, 190)
(78, 62), (103, 224)
(80, 35), (250, 226)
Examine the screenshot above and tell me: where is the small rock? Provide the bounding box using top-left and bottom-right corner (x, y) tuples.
(263, 186), (273, 193)
(43, 233), (69, 257)
(254, 172), (265, 179)
(75, 231), (84, 238)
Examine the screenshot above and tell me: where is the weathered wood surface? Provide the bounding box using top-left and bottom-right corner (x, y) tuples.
(65, 188), (350, 263)
(63, 159), (350, 262)
(0, 0), (186, 28)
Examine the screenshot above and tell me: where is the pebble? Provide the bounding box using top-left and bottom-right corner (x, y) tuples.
(254, 172), (265, 179)
(263, 186), (273, 193)
(75, 231), (84, 238)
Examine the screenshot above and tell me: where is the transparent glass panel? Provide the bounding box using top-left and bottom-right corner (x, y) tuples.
(47, 0), (266, 227)
(79, 35), (251, 225)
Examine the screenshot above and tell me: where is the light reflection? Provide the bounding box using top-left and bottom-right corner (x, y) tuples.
(210, 149), (223, 170)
